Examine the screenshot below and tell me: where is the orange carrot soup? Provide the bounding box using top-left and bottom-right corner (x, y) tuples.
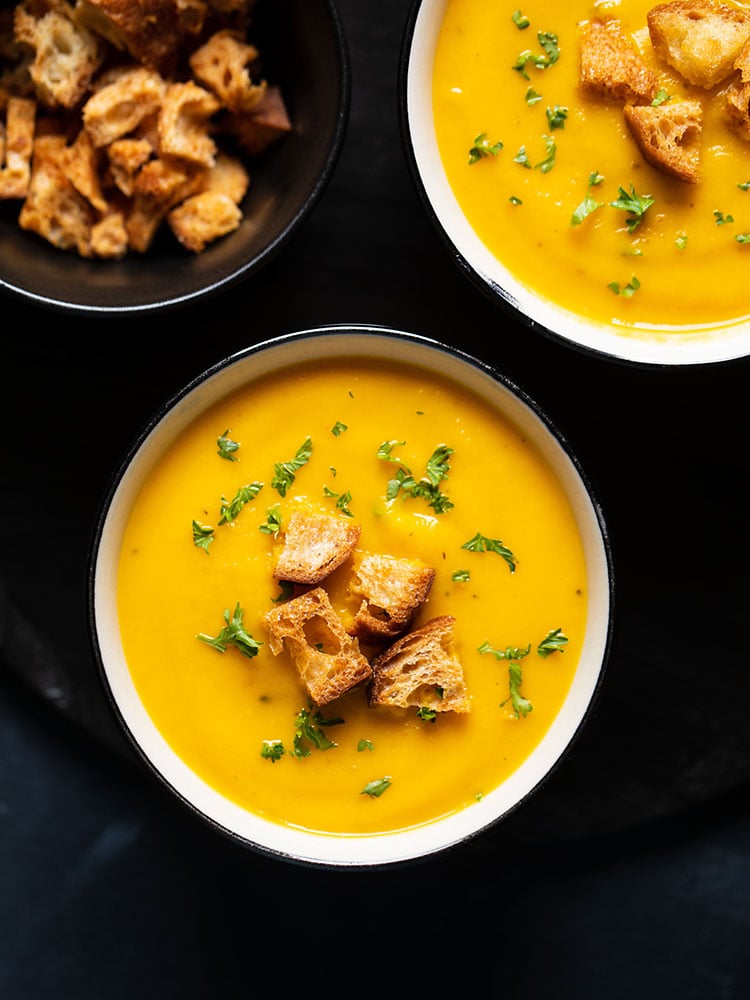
(117, 358), (589, 836)
(432, 0), (750, 334)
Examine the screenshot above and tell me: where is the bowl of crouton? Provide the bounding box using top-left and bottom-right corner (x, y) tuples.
(0, 0), (349, 313)
(88, 325), (613, 867)
(400, 0), (750, 366)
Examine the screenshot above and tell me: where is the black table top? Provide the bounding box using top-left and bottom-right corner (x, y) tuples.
(1, 0), (748, 995)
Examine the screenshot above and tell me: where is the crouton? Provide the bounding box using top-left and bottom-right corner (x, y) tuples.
(13, 1), (104, 109)
(724, 77), (750, 137)
(90, 209), (128, 257)
(579, 19), (658, 104)
(347, 552), (436, 643)
(74, 0), (190, 74)
(19, 152), (93, 255)
(125, 155), (204, 251)
(106, 136), (153, 196)
(199, 150), (249, 203)
(56, 127), (107, 211)
(0, 95), (35, 198)
(369, 615), (470, 714)
(82, 66), (167, 148)
(167, 189), (241, 251)
(647, 0), (750, 88)
(189, 28), (267, 113)
(264, 587), (372, 706)
(273, 512), (361, 585)
(624, 99), (703, 182)
(157, 80), (220, 168)
(223, 84), (292, 156)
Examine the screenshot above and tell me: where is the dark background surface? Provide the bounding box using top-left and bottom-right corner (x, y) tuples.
(1, 0), (748, 996)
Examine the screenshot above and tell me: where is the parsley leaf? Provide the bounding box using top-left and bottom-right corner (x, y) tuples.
(461, 531), (516, 572)
(218, 481), (264, 524)
(610, 184), (654, 232)
(271, 437), (312, 497)
(478, 641), (532, 717)
(197, 603), (263, 658)
(383, 444), (455, 514)
(261, 740), (285, 762)
(512, 9), (530, 28)
(217, 429), (240, 461)
(331, 420), (347, 436)
(290, 707), (343, 758)
(537, 627), (569, 657)
(546, 105), (568, 129)
(192, 520), (214, 553)
(259, 503), (282, 536)
(360, 776), (392, 798)
(608, 275), (640, 297)
(469, 132), (504, 164)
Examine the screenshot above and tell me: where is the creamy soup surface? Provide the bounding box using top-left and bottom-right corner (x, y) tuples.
(432, 0), (750, 333)
(117, 358), (589, 836)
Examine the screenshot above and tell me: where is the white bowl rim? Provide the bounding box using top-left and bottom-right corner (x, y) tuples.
(87, 324), (615, 869)
(398, 0), (750, 368)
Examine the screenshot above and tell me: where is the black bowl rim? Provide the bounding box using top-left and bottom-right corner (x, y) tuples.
(86, 323), (616, 870)
(0, 0), (352, 317)
(396, 0), (750, 372)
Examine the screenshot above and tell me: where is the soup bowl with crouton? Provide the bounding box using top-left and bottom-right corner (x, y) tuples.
(0, 0), (348, 314)
(400, 0), (750, 365)
(88, 324), (614, 868)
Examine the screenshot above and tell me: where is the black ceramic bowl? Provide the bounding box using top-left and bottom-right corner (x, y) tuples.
(0, 0), (349, 315)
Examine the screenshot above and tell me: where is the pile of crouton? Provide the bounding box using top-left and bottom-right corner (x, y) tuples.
(263, 510), (471, 715)
(580, 0), (750, 184)
(0, 0), (291, 257)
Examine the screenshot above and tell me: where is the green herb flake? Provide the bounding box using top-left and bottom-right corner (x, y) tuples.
(608, 275), (640, 297)
(192, 520), (214, 553)
(589, 170), (605, 186)
(545, 104), (568, 129)
(535, 134), (557, 172)
(736, 233), (750, 243)
(651, 88), (670, 106)
(271, 580), (295, 604)
(416, 706), (438, 723)
(331, 420), (347, 436)
(218, 481), (264, 524)
(571, 192), (602, 225)
(675, 233), (688, 250)
(383, 444), (454, 514)
(259, 503), (282, 537)
(514, 145), (531, 168)
(503, 661), (533, 718)
(217, 429), (240, 461)
(509, 195), (523, 205)
(610, 185), (654, 233)
(469, 132), (504, 164)
(360, 776), (392, 798)
(714, 210), (734, 225)
(738, 181), (750, 190)
(323, 485), (354, 517)
(290, 707), (342, 758)
(357, 739), (375, 752)
(526, 87), (542, 105)
(271, 437), (312, 497)
(537, 627), (569, 657)
(197, 602), (263, 659)
(512, 9), (530, 28)
(461, 531), (516, 573)
(452, 569), (470, 582)
(260, 740), (285, 762)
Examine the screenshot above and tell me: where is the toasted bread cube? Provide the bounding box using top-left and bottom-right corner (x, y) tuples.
(107, 137), (153, 196)
(579, 19), (658, 104)
(19, 153), (93, 255)
(347, 552), (436, 642)
(200, 150), (249, 203)
(273, 512), (361, 585)
(82, 66), (167, 148)
(624, 99), (702, 182)
(189, 29), (267, 113)
(0, 95), (35, 199)
(75, 0), (190, 74)
(90, 210), (128, 258)
(223, 84), (292, 156)
(264, 587), (372, 706)
(158, 80), (219, 168)
(167, 190), (242, 252)
(56, 128), (107, 211)
(647, 0), (750, 88)
(14, 1), (104, 109)
(369, 615), (470, 714)
(126, 156), (204, 252)
(724, 77), (750, 138)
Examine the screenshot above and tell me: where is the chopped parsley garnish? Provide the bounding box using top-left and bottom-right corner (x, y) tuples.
(271, 437), (312, 497)
(526, 87), (542, 105)
(217, 429), (240, 461)
(218, 481), (264, 524)
(452, 569), (470, 582)
(545, 105), (568, 129)
(535, 133), (557, 172)
(357, 739), (375, 752)
(271, 580), (295, 604)
(608, 275), (640, 297)
(610, 185), (654, 233)
(714, 210), (734, 225)
(738, 181), (750, 190)
(736, 233), (750, 243)
(512, 9), (530, 29)
(197, 602), (263, 659)
(509, 195), (523, 205)
(512, 30), (560, 79)
(290, 707), (343, 758)
(382, 443), (455, 514)
(537, 627), (569, 657)
(571, 191), (603, 225)
(416, 706), (438, 723)
(261, 740), (285, 762)
(675, 233), (688, 250)
(323, 485), (354, 517)
(192, 520), (214, 553)
(651, 88), (670, 106)
(478, 641), (532, 718)
(589, 171), (604, 186)
(360, 776), (392, 798)
(259, 503), (282, 536)
(461, 531), (516, 572)
(514, 146), (531, 168)
(331, 420), (347, 436)
(469, 132), (504, 164)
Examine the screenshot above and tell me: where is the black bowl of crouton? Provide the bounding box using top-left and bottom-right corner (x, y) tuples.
(400, 0), (750, 366)
(0, 0), (349, 313)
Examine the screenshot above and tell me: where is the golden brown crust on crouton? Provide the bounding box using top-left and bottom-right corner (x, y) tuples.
(199, 150), (249, 202)
(369, 615), (470, 714)
(14, 1), (104, 109)
(579, 19), (658, 104)
(273, 512), (361, 585)
(82, 66), (167, 148)
(623, 99), (703, 182)
(347, 552), (436, 643)
(724, 76), (750, 137)
(167, 189), (241, 251)
(106, 136), (153, 195)
(125, 155), (204, 251)
(189, 28), (267, 113)
(19, 151), (93, 254)
(223, 84), (292, 156)
(647, 0), (750, 88)
(0, 95), (35, 198)
(75, 0), (189, 74)
(90, 209), (128, 257)
(264, 587), (372, 706)
(157, 80), (219, 168)
(57, 127), (107, 210)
